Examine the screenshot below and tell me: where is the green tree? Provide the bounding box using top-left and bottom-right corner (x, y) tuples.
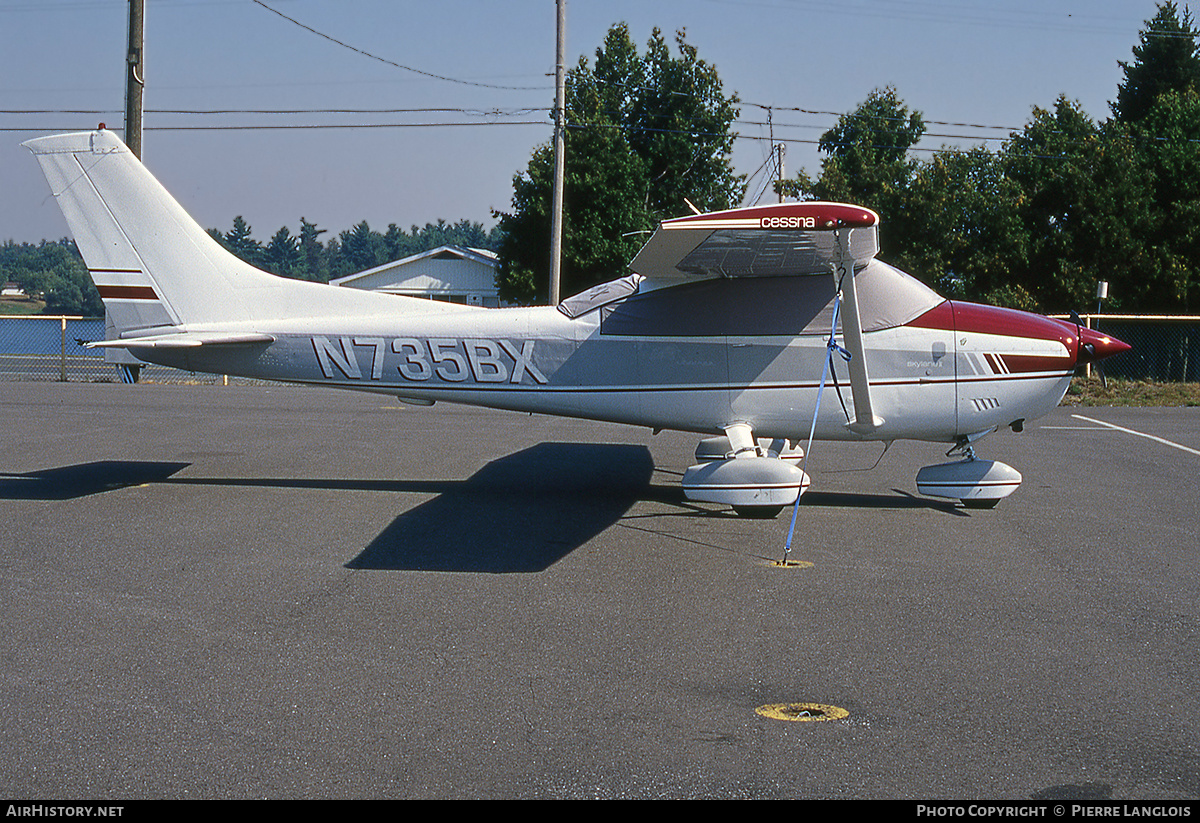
(223, 216), (264, 268)
(1004, 97), (1155, 312)
(779, 87), (925, 260)
(383, 224), (414, 261)
(628, 28), (743, 217)
(412, 219), (496, 252)
(375, 219), (501, 264)
(1128, 88), (1200, 310)
(495, 24), (743, 304)
(899, 146), (1029, 304)
(1110, 3), (1200, 311)
(2, 239), (102, 315)
(338, 221), (387, 273)
(264, 226), (302, 278)
(497, 128), (649, 304)
(1113, 1), (1200, 125)
(297, 217), (330, 282)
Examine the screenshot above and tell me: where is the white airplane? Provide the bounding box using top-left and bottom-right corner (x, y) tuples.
(25, 128), (1129, 515)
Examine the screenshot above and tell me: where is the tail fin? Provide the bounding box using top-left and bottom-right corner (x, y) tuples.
(22, 129), (274, 334)
(23, 129), (468, 338)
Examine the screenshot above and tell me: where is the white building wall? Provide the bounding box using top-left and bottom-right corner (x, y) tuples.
(333, 247), (502, 306)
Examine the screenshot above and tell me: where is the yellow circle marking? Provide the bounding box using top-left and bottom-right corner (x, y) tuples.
(768, 559), (813, 569)
(756, 702), (848, 722)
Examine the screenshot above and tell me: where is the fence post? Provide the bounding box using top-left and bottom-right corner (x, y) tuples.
(59, 317), (67, 382)
(1084, 314), (1093, 380)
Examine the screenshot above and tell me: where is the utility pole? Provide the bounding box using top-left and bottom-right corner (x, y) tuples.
(124, 0), (145, 159)
(112, 0), (146, 385)
(549, 0), (566, 306)
(776, 143), (786, 203)
(767, 107), (785, 203)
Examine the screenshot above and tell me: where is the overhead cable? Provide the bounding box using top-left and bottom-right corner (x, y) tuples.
(250, 0), (550, 91)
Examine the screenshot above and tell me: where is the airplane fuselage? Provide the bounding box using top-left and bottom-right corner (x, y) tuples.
(139, 293), (1079, 445)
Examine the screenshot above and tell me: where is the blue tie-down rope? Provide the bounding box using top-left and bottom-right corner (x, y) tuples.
(782, 293), (851, 563)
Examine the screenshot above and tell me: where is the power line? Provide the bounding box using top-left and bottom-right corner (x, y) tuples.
(741, 101), (1018, 133)
(1, 122), (550, 133)
(698, 0), (1162, 39)
(0, 106), (1069, 142)
(9, 111), (1194, 152)
(249, 0), (550, 92)
(1, 107), (547, 117)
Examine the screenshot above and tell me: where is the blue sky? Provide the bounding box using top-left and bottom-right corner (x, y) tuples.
(1, 0), (1170, 244)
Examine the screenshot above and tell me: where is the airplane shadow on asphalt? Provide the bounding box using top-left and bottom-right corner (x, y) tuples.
(345, 444), (964, 572)
(0, 460), (191, 499)
(0, 447), (655, 573)
(347, 442), (657, 573)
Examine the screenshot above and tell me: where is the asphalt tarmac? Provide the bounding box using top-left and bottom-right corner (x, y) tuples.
(1, 382), (1197, 799)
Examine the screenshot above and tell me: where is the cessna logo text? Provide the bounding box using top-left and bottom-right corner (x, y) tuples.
(760, 215), (817, 229)
(312, 337), (548, 384)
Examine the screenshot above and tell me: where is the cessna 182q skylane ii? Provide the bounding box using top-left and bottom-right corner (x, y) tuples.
(25, 129), (1129, 515)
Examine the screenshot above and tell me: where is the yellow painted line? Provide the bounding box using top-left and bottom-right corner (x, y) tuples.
(756, 703), (848, 722)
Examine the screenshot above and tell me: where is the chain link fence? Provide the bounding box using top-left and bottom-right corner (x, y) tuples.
(1, 313), (1197, 384)
(0, 316), (246, 384)
(1076, 315), (1200, 382)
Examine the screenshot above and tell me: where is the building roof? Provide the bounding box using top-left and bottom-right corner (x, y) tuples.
(330, 245), (497, 289)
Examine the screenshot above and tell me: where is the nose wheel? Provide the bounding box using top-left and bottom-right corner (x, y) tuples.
(916, 437), (1022, 508)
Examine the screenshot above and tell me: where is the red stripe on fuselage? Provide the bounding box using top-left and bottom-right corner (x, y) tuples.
(995, 353), (1075, 373)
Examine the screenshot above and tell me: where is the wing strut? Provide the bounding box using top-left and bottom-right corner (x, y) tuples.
(834, 227), (884, 434)
(780, 223), (882, 565)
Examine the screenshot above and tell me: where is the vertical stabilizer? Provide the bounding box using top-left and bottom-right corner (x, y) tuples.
(22, 129), (331, 335)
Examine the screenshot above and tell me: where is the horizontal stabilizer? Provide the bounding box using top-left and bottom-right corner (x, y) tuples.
(87, 331), (275, 349)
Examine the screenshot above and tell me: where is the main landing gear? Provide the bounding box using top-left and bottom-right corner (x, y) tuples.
(681, 424), (810, 518)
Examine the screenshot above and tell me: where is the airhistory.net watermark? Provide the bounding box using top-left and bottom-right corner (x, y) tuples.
(5, 807), (123, 818)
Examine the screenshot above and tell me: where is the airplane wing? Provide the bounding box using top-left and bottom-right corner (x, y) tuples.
(630, 202), (879, 281)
